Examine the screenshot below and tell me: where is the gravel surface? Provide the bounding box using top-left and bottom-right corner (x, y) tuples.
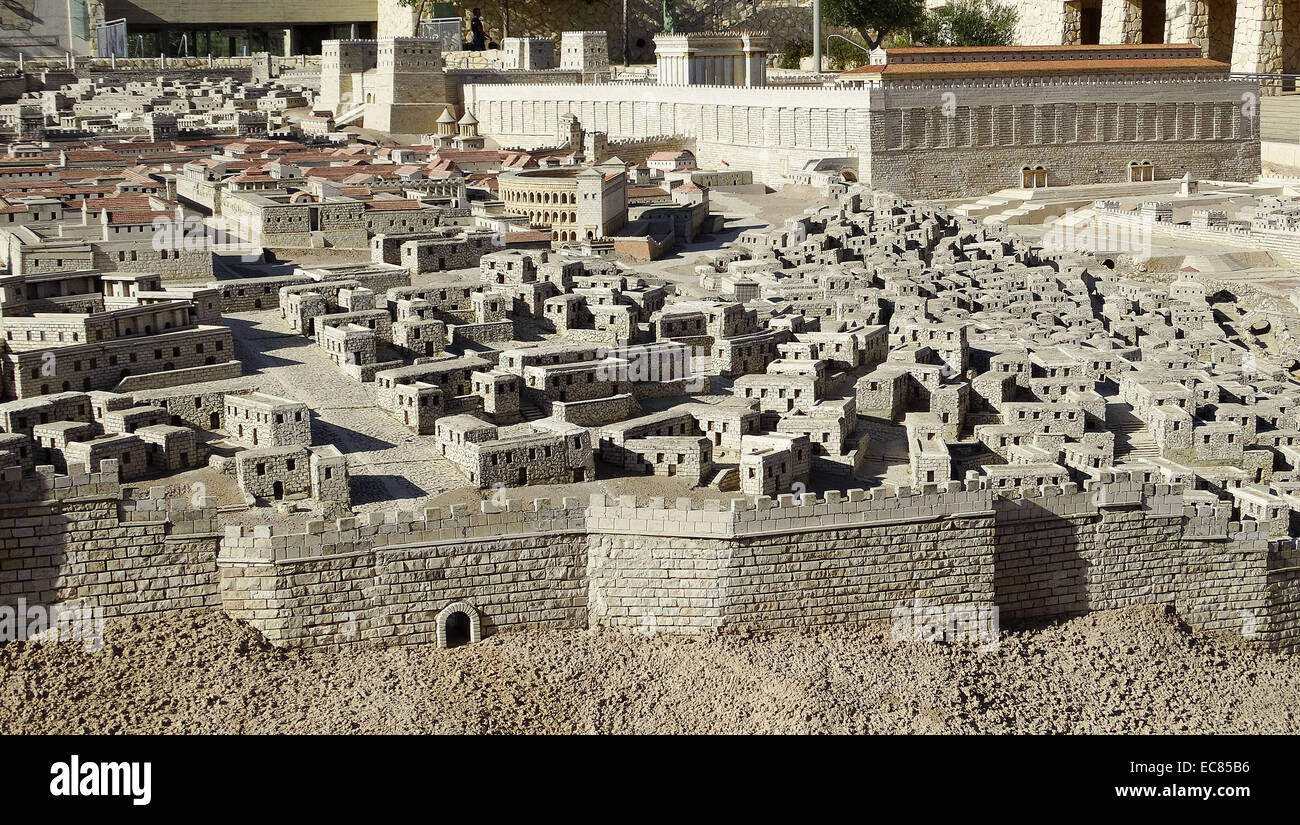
(1, 606), (1295, 734)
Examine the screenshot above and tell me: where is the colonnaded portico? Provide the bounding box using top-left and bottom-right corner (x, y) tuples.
(1008, 0), (1300, 84)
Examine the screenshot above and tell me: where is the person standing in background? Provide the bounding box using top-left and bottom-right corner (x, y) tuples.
(469, 8), (487, 51)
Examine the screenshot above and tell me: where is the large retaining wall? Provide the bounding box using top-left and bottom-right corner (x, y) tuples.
(215, 474), (1300, 649)
(462, 82), (871, 187)
(464, 72), (1259, 196)
(5, 461), (1298, 649)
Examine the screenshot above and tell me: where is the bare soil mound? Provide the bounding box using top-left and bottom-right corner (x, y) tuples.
(1, 606), (1296, 734)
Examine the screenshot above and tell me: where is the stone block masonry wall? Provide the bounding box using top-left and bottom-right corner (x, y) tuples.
(723, 515), (995, 632)
(596, 135), (696, 167)
(552, 394), (640, 427)
(0, 466), (221, 617)
(7, 465), (1296, 648)
(214, 474), (1300, 648)
(868, 75), (1261, 198)
(209, 274), (317, 313)
(218, 497), (590, 647)
(1262, 539), (1300, 649)
(992, 479), (1275, 636)
(588, 534), (732, 631)
(113, 362), (243, 393)
(464, 82), (870, 187)
(993, 492), (1096, 618)
(467, 73), (1261, 196)
(1094, 204), (1300, 266)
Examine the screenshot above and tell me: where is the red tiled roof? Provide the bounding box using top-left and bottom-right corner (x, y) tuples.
(843, 56), (1228, 78)
(105, 210), (172, 225)
(362, 199), (422, 211)
(629, 185), (668, 198)
(505, 230), (552, 243)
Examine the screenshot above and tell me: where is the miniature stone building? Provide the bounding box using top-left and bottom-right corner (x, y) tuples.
(223, 392), (311, 449)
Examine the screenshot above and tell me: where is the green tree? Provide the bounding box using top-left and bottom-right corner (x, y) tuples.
(913, 0), (1019, 47)
(821, 0), (926, 51)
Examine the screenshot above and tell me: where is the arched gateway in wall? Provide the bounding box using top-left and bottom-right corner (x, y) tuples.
(435, 601), (482, 648)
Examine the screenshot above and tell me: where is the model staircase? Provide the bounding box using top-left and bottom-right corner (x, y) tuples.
(1106, 402), (1161, 461)
(518, 402), (546, 422)
(334, 104), (365, 128)
(708, 466), (740, 492)
(987, 201), (1047, 225)
(952, 195), (1011, 220)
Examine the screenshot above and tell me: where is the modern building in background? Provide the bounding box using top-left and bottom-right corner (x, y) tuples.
(101, 0), (381, 57)
(0, 0), (398, 59)
(0, 0), (98, 59)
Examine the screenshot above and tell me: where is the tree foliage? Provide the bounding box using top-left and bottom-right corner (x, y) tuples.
(912, 0), (1019, 47)
(821, 0), (926, 51)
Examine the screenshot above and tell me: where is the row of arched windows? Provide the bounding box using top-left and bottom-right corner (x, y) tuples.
(503, 188), (576, 205)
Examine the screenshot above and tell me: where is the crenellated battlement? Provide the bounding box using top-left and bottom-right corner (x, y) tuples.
(120, 485), (221, 537)
(219, 494), (588, 562)
(0, 462), (121, 505)
(0, 464), (219, 535)
(217, 472), (1244, 564)
(0, 464), (222, 620)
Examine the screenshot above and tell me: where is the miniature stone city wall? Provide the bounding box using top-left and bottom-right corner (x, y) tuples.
(7, 460), (1297, 649)
(0, 464), (221, 618)
(1093, 201), (1300, 267)
(213, 472), (1300, 649)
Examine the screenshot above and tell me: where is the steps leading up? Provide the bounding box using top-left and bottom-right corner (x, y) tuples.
(518, 403), (546, 422)
(1106, 402), (1162, 461)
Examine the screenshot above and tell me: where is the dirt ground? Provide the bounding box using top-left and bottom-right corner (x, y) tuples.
(1, 605), (1296, 734)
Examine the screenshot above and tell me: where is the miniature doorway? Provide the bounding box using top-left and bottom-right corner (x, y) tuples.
(1020, 166), (1047, 188)
(436, 602), (482, 648)
(1128, 161), (1154, 182)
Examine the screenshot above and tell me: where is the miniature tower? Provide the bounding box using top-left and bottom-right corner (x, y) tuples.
(455, 110), (484, 150)
(433, 106), (457, 149)
(560, 31), (610, 82)
(559, 113), (583, 152)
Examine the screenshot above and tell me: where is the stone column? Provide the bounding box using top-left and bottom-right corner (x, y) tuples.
(1285, 0), (1300, 80)
(1164, 0), (1202, 49)
(1231, 0), (1282, 79)
(1100, 0), (1143, 44)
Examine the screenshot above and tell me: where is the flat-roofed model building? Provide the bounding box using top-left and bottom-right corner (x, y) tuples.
(223, 392), (311, 448)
